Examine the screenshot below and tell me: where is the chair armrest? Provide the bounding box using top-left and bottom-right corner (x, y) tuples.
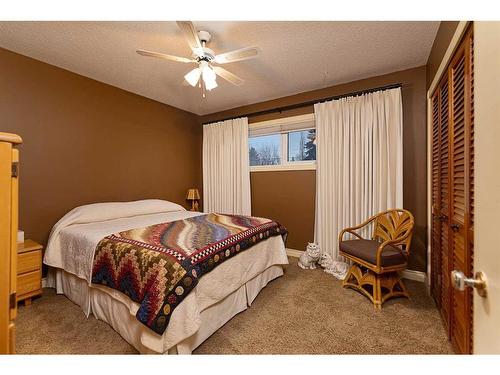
(347, 215), (379, 231)
(375, 231), (413, 267)
(338, 228), (365, 243)
(338, 215), (379, 244)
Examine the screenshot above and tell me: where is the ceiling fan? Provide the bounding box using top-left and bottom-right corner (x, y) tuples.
(136, 21), (260, 97)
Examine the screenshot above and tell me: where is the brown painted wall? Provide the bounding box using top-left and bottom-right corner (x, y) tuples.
(0, 45), (430, 271)
(202, 66), (428, 271)
(426, 21), (460, 89)
(251, 170), (315, 251)
(0, 47), (202, 247)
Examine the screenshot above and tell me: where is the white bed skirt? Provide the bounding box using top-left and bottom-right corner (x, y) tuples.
(55, 265), (284, 354)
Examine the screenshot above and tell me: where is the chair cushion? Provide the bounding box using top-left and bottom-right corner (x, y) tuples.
(339, 239), (406, 267)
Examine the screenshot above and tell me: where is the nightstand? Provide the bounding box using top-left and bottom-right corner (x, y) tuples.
(17, 240), (43, 305)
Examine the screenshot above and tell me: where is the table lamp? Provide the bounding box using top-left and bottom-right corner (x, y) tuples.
(186, 188), (200, 211)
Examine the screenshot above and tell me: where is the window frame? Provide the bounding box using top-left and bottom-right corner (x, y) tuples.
(249, 114), (316, 172)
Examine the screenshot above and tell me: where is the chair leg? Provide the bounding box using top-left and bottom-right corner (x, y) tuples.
(373, 275), (382, 309)
(342, 264), (409, 307)
(379, 272), (410, 305)
(342, 264), (379, 307)
(342, 264), (359, 288)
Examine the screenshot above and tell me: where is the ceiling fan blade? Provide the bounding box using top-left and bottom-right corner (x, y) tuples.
(136, 49), (193, 63)
(176, 21), (203, 52)
(214, 47), (260, 64)
(213, 66), (244, 86)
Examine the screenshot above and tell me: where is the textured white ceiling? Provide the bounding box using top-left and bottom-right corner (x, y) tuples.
(0, 21), (439, 115)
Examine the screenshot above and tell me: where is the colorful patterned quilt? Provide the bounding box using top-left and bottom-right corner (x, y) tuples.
(91, 213), (287, 334)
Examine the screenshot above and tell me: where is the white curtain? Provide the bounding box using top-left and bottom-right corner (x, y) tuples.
(202, 117), (251, 215)
(314, 87), (403, 261)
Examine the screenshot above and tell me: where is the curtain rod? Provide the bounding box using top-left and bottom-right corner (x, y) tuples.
(203, 82), (403, 125)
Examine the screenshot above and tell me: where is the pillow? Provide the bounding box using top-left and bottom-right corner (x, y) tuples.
(53, 199), (186, 228)
(44, 199), (187, 280)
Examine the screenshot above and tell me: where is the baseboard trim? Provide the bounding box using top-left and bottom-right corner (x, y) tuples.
(286, 248), (426, 283)
(286, 248), (304, 258)
(401, 269), (427, 283)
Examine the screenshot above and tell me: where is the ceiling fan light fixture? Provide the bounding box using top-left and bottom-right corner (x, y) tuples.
(200, 61), (218, 91)
(204, 77), (218, 91)
(184, 67), (201, 87)
(201, 63), (217, 83)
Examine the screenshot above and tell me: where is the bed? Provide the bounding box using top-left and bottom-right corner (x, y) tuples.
(43, 199), (289, 354)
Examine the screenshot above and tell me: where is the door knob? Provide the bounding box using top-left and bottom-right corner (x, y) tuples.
(451, 270), (487, 298)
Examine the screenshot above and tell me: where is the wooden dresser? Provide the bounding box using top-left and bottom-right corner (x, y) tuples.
(0, 132), (22, 354)
(17, 240), (43, 305)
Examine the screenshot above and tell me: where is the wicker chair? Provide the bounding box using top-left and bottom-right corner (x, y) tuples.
(338, 209), (415, 308)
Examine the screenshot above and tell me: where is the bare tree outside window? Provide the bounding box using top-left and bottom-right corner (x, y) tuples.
(249, 134), (281, 166)
(249, 129), (315, 167)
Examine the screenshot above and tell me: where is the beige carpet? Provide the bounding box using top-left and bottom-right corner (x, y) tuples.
(16, 258), (452, 354)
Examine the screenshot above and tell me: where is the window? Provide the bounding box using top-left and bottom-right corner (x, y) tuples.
(248, 114), (316, 171)
(287, 129), (316, 162)
(249, 134), (281, 166)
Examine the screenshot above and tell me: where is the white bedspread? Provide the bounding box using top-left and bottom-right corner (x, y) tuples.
(44, 199), (193, 282)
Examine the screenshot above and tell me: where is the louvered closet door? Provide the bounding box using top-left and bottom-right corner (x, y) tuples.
(431, 90), (442, 307)
(430, 24), (473, 354)
(449, 26), (473, 354)
(439, 77), (451, 334)
(431, 75), (452, 329)
(468, 30), (474, 262)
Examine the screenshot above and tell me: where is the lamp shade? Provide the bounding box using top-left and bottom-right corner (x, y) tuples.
(184, 67), (201, 87)
(186, 188), (200, 200)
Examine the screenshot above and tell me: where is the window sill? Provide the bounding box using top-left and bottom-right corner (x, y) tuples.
(250, 163), (316, 172)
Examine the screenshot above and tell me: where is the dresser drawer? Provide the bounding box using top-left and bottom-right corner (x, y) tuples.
(18, 249), (41, 274)
(17, 270), (42, 296)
